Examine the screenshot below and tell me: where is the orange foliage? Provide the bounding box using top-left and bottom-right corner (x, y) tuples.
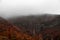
(0, 17), (60, 40)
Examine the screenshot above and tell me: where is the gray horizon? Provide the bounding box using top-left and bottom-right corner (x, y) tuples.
(0, 0), (60, 18)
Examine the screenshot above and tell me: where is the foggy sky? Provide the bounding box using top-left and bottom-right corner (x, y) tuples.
(0, 0), (60, 18)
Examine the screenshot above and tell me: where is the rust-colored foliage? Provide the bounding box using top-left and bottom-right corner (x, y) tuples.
(0, 17), (60, 40)
(0, 17), (33, 40)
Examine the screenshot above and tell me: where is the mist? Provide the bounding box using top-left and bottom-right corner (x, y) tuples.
(0, 0), (60, 18)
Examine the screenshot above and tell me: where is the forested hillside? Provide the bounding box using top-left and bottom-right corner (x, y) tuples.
(8, 14), (60, 36)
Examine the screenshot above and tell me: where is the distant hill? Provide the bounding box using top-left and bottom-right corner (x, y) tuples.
(8, 14), (60, 35)
(0, 14), (60, 40)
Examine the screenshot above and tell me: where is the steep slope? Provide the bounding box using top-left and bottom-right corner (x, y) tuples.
(7, 14), (60, 40)
(0, 17), (33, 40)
